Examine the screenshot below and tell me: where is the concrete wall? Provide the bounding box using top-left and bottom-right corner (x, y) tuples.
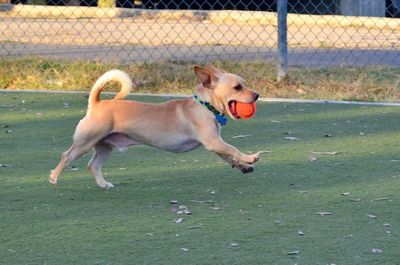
(340, 0), (386, 17)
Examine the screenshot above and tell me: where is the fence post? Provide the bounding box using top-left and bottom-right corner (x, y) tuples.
(277, 0), (288, 82)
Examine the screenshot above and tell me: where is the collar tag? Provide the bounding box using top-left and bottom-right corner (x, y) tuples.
(215, 113), (227, 126)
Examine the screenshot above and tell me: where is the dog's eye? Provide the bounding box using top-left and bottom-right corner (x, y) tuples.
(233, 84), (242, 91)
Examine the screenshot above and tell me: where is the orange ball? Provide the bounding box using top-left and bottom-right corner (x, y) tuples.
(235, 102), (257, 119)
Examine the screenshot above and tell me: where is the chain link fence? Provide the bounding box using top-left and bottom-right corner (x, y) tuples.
(0, 0), (399, 70)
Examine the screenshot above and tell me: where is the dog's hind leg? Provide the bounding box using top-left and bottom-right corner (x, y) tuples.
(87, 132), (140, 188)
(49, 141), (94, 185)
(87, 143), (114, 188)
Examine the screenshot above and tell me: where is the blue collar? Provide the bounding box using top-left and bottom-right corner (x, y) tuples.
(193, 95), (227, 126)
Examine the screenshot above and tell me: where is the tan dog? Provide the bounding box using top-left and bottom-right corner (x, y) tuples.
(49, 64), (261, 188)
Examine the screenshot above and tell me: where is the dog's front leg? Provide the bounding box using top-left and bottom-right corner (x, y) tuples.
(200, 135), (260, 164)
(217, 154), (255, 173)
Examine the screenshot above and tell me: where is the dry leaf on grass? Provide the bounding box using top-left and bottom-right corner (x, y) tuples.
(367, 214), (377, 219)
(175, 218), (184, 224)
(309, 157), (318, 162)
(284, 136), (300, 141)
(177, 209), (192, 215)
(373, 198), (389, 201)
(317, 211), (332, 217)
(232, 134), (253, 139)
(341, 192), (350, 196)
(371, 248), (383, 253)
(172, 204), (192, 214)
(287, 250), (300, 255)
(187, 225), (202, 229)
(296, 88), (305, 94)
(311, 151), (338, 155)
(190, 200), (214, 203)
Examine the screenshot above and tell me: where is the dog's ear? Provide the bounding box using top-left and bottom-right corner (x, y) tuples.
(194, 66), (216, 88)
(205, 63), (224, 76)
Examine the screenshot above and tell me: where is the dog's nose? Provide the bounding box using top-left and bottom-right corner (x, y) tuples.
(254, 93), (260, 101)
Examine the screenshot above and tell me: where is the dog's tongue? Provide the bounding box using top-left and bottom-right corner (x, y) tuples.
(229, 101), (238, 116)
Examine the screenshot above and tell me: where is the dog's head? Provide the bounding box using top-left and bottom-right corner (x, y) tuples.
(194, 64), (259, 120)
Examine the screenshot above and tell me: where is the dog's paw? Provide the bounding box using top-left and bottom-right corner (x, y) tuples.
(49, 172), (57, 185)
(49, 177), (57, 185)
(97, 181), (115, 189)
(240, 165), (254, 174)
(231, 160), (255, 173)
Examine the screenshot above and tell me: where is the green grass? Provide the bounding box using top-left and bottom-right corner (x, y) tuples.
(1, 57), (400, 102)
(1, 91), (400, 264)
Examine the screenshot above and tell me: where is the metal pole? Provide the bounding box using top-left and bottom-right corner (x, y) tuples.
(277, 0), (288, 82)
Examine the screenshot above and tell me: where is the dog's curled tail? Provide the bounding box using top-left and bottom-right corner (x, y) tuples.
(88, 69), (134, 108)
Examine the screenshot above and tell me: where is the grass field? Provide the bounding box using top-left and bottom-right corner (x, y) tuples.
(1, 91), (400, 264)
(1, 58), (400, 102)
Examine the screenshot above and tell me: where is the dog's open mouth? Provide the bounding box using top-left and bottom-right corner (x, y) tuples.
(228, 100), (241, 119)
